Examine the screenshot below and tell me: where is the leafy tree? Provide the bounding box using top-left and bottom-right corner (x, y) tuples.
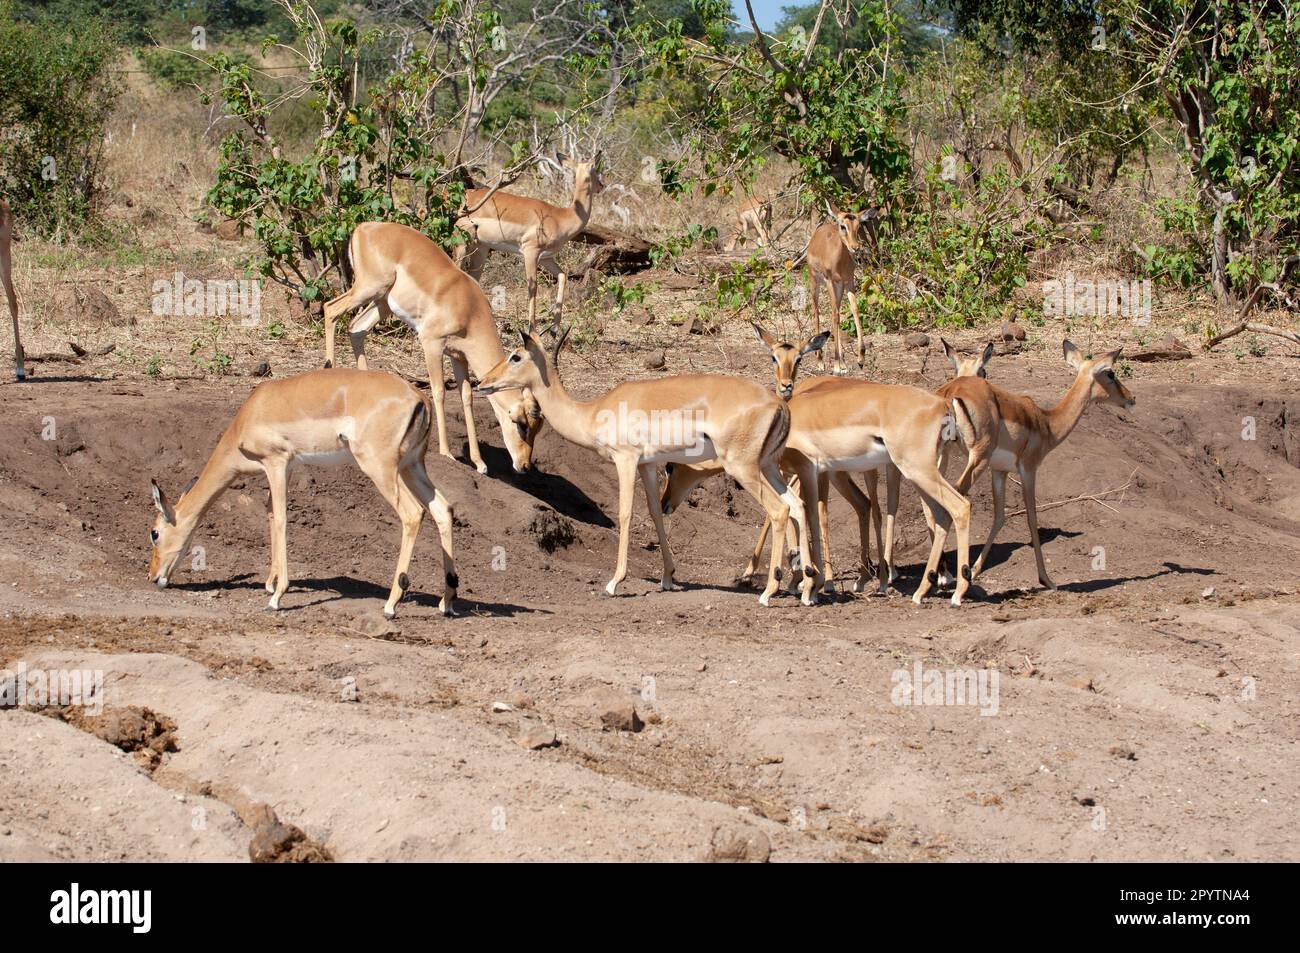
(0, 0), (123, 233)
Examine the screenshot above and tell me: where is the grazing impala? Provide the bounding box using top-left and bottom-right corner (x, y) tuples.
(724, 194), (772, 251)
(322, 221), (542, 475)
(148, 369), (457, 618)
(805, 205), (876, 374)
(929, 339), (1136, 589)
(1, 199), (24, 381)
(477, 330), (816, 606)
(457, 153), (604, 330)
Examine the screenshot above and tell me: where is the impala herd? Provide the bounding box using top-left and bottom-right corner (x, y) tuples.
(0, 159), (1137, 620)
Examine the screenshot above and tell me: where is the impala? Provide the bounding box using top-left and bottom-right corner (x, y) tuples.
(724, 194), (772, 251)
(804, 205), (876, 374)
(322, 221), (542, 475)
(930, 339), (1136, 589)
(1, 199), (24, 381)
(477, 330), (816, 606)
(148, 369), (457, 618)
(664, 375), (974, 605)
(457, 152), (604, 330)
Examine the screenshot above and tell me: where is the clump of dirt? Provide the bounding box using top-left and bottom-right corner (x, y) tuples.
(245, 803), (333, 863)
(705, 825), (771, 863)
(527, 505), (578, 552)
(48, 705), (177, 770)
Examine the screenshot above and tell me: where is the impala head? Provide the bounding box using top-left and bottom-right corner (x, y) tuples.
(478, 329), (565, 397)
(940, 338), (995, 379)
(559, 151), (605, 196)
(491, 389), (544, 473)
(752, 322), (829, 399)
(1063, 339), (1135, 409)
(828, 203), (879, 253)
(147, 478), (192, 588)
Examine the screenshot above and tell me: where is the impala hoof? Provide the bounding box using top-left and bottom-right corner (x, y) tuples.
(475, 461), (489, 475)
(604, 579), (618, 596)
(383, 609), (396, 620)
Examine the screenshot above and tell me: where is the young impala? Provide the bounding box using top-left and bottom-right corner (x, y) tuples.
(457, 153), (604, 330)
(322, 221), (542, 475)
(477, 330), (817, 606)
(1, 199), (24, 381)
(929, 340), (1136, 589)
(148, 369), (457, 618)
(724, 194), (772, 251)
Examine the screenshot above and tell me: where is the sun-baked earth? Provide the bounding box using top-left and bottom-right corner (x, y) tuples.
(1, 322), (1298, 862)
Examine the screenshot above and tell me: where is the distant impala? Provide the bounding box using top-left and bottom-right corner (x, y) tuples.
(456, 153), (604, 330)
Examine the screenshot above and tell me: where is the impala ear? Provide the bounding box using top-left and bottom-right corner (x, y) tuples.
(802, 331), (830, 356)
(751, 322), (777, 351)
(980, 340), (996, 369)
(1096, 347), (1123, 369)
(940, 337), (959, 370)
(1063, 339), (1085, 370)
(151, 479), (176, 525)
(556, 152), (570, 166)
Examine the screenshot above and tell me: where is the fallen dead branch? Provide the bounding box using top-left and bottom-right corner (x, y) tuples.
(25, 343), (116, 364)
(1005, 470), (1136, 519)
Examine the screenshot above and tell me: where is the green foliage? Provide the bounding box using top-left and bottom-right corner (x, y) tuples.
(0, 1), (123, 234)
(204, 16), (470, 312)
(631, 0), (911, 207)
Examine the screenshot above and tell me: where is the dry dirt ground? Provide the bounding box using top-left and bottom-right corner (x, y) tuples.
(2, 311), (1299, 862)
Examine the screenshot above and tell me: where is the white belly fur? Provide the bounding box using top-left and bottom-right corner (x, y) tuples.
(990, 448), (1019, 472)
(823, 442), (891, 472)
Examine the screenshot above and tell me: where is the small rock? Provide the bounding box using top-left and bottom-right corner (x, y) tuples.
(681, 316), (717, 336)
(1108, 745), (1138, 761)
(251, 361), (272, 378)
(644, 350), (666, 371)
(1201, 586), (1217, 600)
(904, 332), (930, 349)
(706, 826), (771, 863)
(490, 701), (515, 713)
(515, 721), (559, 750)
(508, 692), (534, 710)
(599, 699), (643, 733)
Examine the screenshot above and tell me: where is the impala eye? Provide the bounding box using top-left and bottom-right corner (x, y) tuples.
(509, 353), (521, 363)
(149, 529), (159, 544)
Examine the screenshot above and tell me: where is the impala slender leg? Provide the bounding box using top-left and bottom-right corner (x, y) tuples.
(881, 463), (902, 592)
(972, 469), (1007, 579)
(639, 464), (676, 590)
(809, 267), (825, 372)
(817, 471), (835, 591)
(265, 461), (290, 610)
(903, 467), (972, 606)
(451, 356), (488, 474)
(403, 464), (458, 616)
(846, 289), (865, 368)
(731, 463), (792, 607)
(419, 335), (453, 462)
(829, 281), (845, 374)
(1021, 466), (1056, 590)
(524, 245), (541, 332)
(742, 517), (772, 586)
(606, 455), (638, 596)
(782, 455), (821, 603)
(830, 471), (873, 592)
(1, 252), (22, 381)
(353, 447), (422, 619)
